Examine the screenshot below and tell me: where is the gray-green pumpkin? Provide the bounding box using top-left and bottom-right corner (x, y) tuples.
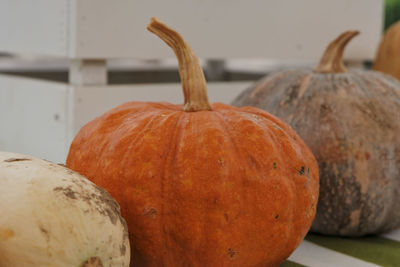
(232, 31), (400, 236)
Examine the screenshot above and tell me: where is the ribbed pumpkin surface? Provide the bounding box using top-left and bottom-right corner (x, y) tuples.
(232, 35), (400, 236)
(67, 101), (319, 266)
(67, 18), (319, 266)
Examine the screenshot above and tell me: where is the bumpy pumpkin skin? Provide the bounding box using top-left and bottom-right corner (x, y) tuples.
(232, 69), (400, 236)
(374, 21), (400, 80)
(67, 102), (319, 267)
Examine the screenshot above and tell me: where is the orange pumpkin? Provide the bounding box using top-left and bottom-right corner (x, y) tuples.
(374, 21), (400, 80)
(67, 17), (319, 267)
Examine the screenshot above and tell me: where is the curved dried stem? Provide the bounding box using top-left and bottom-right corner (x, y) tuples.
(147, 17), (212, 112)
(314, 31), (360, 73)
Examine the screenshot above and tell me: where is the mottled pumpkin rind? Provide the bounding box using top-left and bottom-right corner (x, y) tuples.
(232, 69), (400, 236)
(67, 102), (319, 267)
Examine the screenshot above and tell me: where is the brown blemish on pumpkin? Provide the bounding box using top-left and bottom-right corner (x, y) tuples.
(224, 213), (229, 222)
(4, 158), (30, 162)
(93, 186), (123, 226)
(248, 155), (259, 168)
(218, 158), (225, 167)
(320, 104), (332, 117)
(299, 166), (305, 175)
(54, 186), (77, 199)
(275, 214), (279, 219)
(53, 179), (124, 227)
(39, 225), (50, 241)
(280, 83), (300, 106)
(0, 227), (14, 240)
(273, 162), (277, 169)
(143, 207), (158, 219)
(227, 248), (237, 259)
(120, 244), (126, 255)
(81, 257), (104, 267)
(122, 224), (129, 244)
(101, 208), (118, 225)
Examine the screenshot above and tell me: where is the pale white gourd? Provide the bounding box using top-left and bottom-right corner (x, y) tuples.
(0, 152), (130, 267)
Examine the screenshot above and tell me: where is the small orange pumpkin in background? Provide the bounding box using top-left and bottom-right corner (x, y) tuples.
(374, 21), (400, 80)
(67, 17), (319, 267)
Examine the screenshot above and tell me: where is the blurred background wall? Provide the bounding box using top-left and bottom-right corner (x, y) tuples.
(0, 0), (392, 162)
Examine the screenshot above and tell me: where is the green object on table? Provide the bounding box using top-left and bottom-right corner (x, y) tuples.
(385, 0), (400, 30)
(306, 233), (400, 267)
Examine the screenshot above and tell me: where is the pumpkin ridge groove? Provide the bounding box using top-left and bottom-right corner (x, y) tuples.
(232, 110), (302, 248)
(235, 108), (308, 168)
(119, 110), (179, 165)
(213, 111), (250, 172)
(101, 105), (157, 125)
(95, 110), (165, 177)
(212, 110), (250, 222)
(297, 74), (313, 99)
(213, 109), (299, 248)
(351, 71), (372, 96)
(217, 108), (313, 259)
(235, 111), (283, 171)
(159, 112), (187, 264)
(373, 74), (400, 97)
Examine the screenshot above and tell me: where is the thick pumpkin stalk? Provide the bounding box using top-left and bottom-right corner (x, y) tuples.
(314, 31), (360, 73)
(147, 17), (212, 112)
